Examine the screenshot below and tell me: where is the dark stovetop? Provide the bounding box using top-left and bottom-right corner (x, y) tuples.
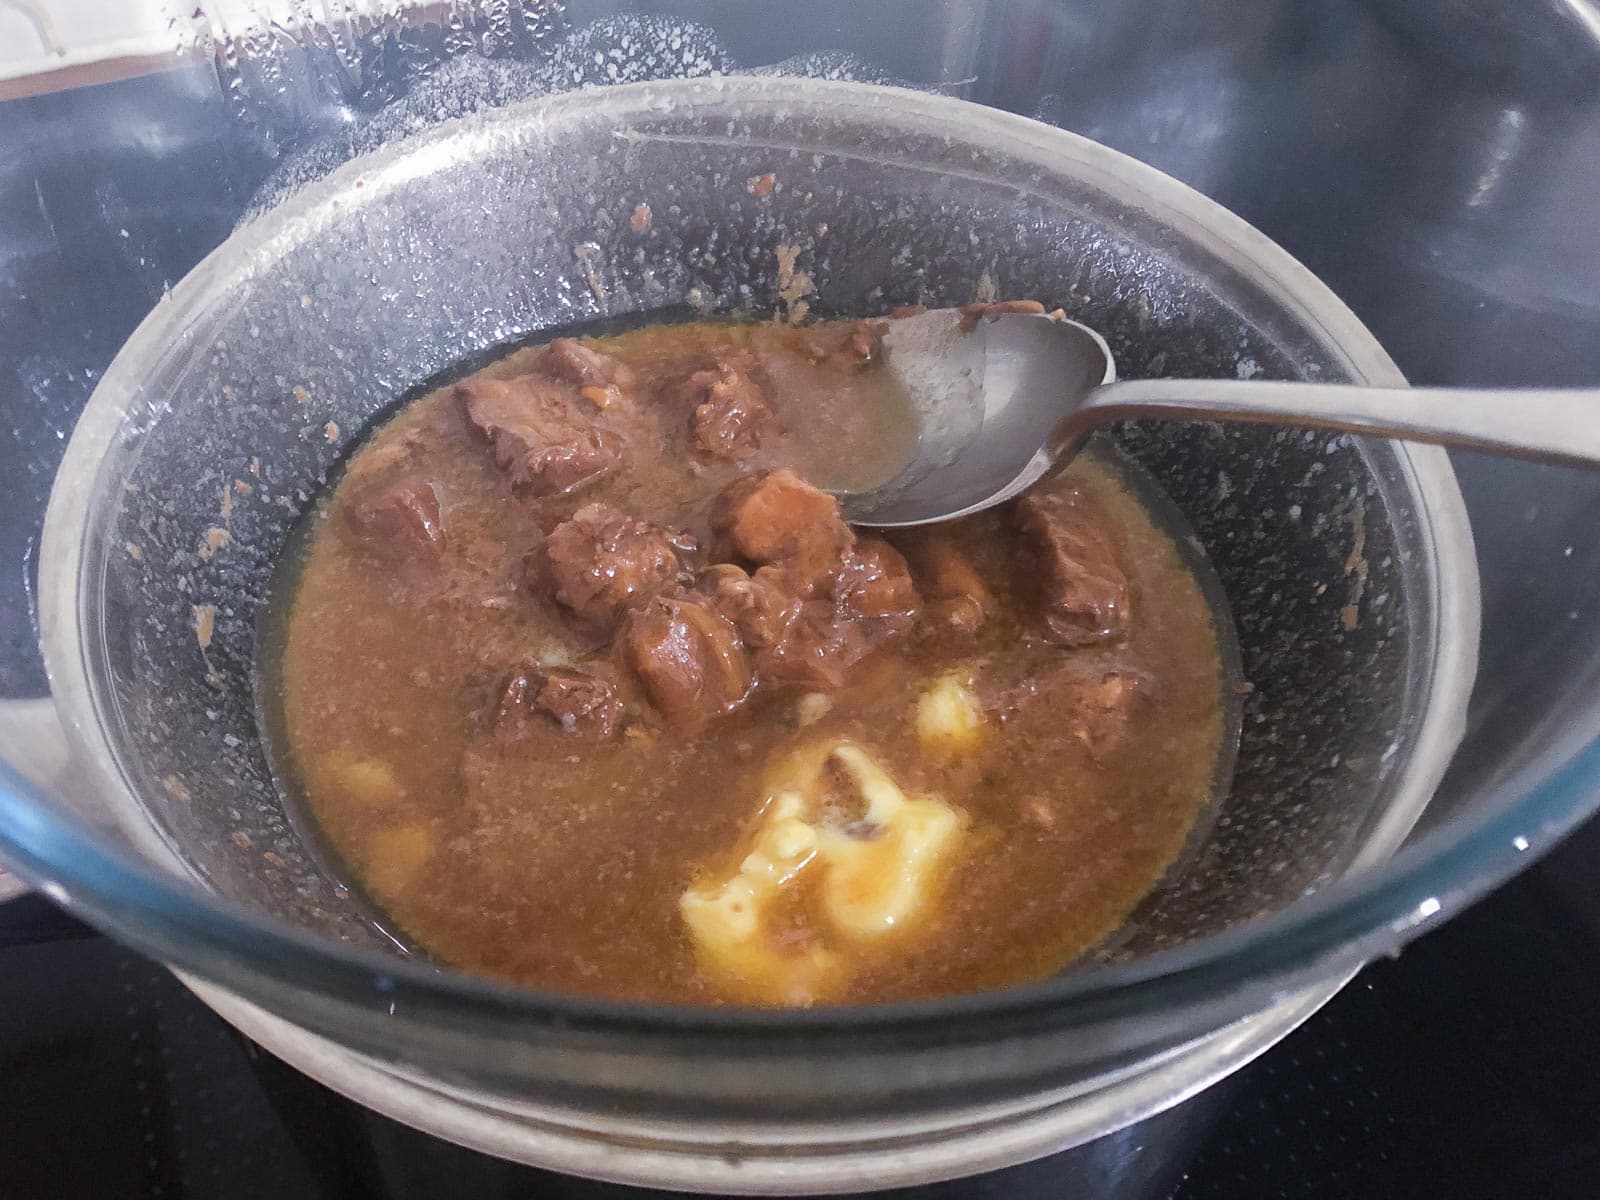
(6, 809), (1600, 1200)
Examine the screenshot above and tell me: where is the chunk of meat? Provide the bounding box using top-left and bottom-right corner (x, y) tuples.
(342, 473), (443, 561)
(757, 606), (864, 689)
(1014, 487), (1130, 645)
(761, 610), (905, 690)
(539, 503), (691, 630)
(339, 425), (424, 485)
(619, 596), (754, 723)
(957, 298), (1047, 333)
(1071, 670), (1144, 760)
(697, 563), (801, 650)
(457, 375), (621, 498)
(793, 320), (884, 365)
(494, 662), (624, 741)
(787, 316), (889, 364)
(713, 469), (854, 590)
(540, 337), (635, 391)
(679, 362), (777, 458)
(831, 538), (920, 635)
(744, 542), (919, 689)
(702, 497), (918, 689)
(698, 563), (852, 687)
(912, 538), (992, 635)
(835, 321), (885, 364)
(988, 662), (1147, 764)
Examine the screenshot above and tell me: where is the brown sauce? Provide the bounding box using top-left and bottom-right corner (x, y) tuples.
(265, 317), (1232, 1006)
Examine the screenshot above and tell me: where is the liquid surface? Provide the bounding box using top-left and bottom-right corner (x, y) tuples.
(267, 317), (1229, 1006)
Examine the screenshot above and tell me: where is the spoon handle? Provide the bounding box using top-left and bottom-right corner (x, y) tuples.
(1076, 378), (1600, 468)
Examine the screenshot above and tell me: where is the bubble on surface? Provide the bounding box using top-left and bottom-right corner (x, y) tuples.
(752, 50), (919, 89)
(544, 15), (736, 89)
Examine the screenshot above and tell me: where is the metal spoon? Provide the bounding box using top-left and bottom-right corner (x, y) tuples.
(842, 306), (1600, 527)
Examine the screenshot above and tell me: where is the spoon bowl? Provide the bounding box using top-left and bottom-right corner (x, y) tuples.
(841, 308), (1115, 526)
(846, 305), (1600, 527)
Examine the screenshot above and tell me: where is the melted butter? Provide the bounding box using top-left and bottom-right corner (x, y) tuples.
(680, 740), (966, 1005)
(913, 671), (985, 760)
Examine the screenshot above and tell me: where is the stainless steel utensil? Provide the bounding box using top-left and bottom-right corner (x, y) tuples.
(848, 306), (1600, 526)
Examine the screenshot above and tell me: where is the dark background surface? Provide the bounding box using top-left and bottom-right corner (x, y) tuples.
(3, 2), (1599, 1195)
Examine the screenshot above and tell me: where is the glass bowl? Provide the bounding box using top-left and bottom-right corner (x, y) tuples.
(0, 72), (1583, 1193)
